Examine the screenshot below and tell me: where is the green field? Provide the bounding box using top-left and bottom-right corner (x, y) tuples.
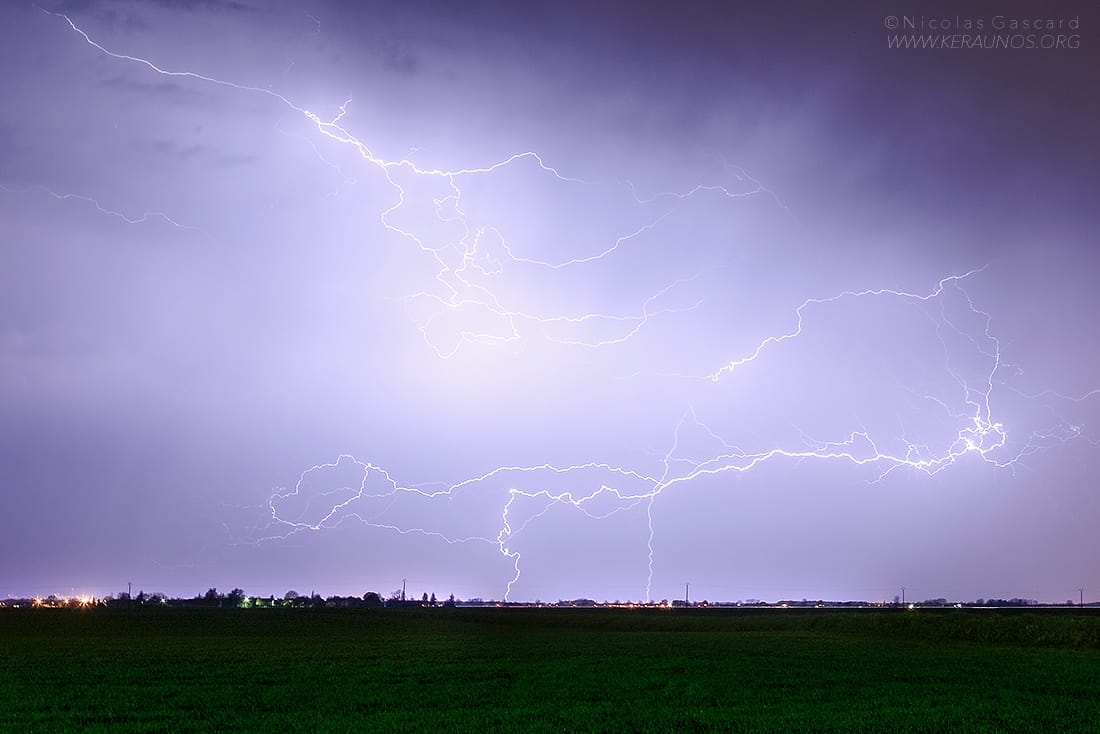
(2, 607), (1099, 732)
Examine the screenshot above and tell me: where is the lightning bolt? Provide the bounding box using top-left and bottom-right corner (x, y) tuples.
(38, 6), (1098, 602)
(37, 5), (756, 358)
(228, 264), (1096, 601)
(709, 267), (990, 381)
(0, 183), (205, 234)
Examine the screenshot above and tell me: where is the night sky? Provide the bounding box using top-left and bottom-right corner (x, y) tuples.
(2, 0), (1098, 604)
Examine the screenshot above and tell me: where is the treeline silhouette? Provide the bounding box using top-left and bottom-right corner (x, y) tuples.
(10, 589), (1093, 610)
(98, 588), (460, 609)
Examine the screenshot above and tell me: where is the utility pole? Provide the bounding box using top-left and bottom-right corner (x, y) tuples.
(901, 587), (906, 605)
(685, 582), (690, 606)
(402, 578), (407, 602)
(1080, 588), (1085, 608)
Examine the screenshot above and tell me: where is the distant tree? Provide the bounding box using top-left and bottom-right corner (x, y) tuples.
(444, 594), (456, 608)
(362, 591), (384, 608)
(204, 588), (220, 606)
(421, 592), (429, 605)
(284, 590), (299, 601)
(429, 592), (437, 607)
(226, 588), (246, 607)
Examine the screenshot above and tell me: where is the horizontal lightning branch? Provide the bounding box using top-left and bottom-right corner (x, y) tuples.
(0, 183), (205, 233)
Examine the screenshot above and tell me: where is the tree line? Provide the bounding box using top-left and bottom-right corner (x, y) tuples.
(100, 588), (459, 609)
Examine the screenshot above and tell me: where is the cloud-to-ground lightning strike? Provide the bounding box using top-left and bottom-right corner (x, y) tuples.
(231, 259), (1096, 600)
(39, 6), (1098, 603)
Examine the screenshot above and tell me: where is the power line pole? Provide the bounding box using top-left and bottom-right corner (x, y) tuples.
(901, 587), (906, 605)
(1080, 588), (1085, 608)
(685, 582), (690, 606)
(402, 578), (407, 602)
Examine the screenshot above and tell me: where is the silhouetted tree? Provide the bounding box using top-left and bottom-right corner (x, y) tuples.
(227, 588), (246, 607)
(362, 591), (384, 608)
(429, 592), (437, 607)
(203, 588), (220, 606)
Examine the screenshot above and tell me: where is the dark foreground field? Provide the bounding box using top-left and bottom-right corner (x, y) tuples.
(2, 607), (1099, 732)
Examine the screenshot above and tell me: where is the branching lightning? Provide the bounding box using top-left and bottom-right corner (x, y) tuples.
(38, 6), (1098, 602)
(37, 5), (732, 357)
(228, 256), (1096, 600)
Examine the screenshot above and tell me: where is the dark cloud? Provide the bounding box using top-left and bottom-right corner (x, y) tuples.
(50, 0), (256, 14)
(45, 0), (150, 30)
(148, 139), (257, 168)
(100, 76), (199, 98)
(145, 0), (259, 12)
(380, 41), (419, 74)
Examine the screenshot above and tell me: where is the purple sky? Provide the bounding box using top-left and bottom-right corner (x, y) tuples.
(2, 0), (1098, 604)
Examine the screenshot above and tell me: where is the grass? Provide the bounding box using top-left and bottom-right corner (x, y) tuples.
(2, 607), (1099, 731)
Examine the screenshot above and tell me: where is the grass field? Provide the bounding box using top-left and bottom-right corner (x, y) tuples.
(2, 607), (1099, 732)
